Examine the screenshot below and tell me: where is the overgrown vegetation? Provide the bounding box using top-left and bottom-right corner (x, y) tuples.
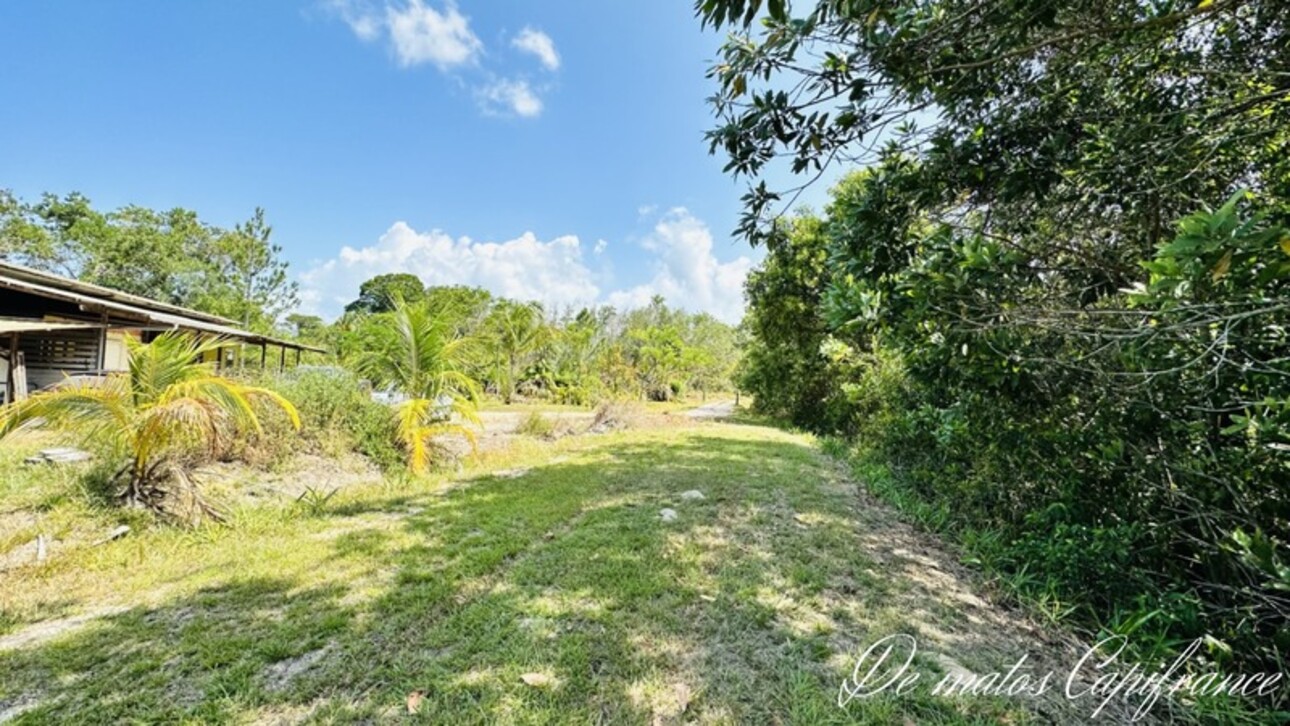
(702, 0), (1290, 708)
(515, 410), (557, 438)
(238, 367), (404, 473)
(0, 333), (299, 520)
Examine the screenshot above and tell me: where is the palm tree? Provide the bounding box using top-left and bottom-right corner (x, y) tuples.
(484, 300), (550, 404)
(353, 299), (482, 473)
(0, 332), (300, 514)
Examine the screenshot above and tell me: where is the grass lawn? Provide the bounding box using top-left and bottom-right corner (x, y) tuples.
(476, 396), (732, 415)
(1, 420), (1086, 724)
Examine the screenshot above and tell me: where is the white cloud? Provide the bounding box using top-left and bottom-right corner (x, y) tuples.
(605, 208), (751, 324)
(298, 210), (750, 323)
(331, 0), (481, 70)
(328, 0), (376, 38)
(512, 27), (559, 71)
(385, 1), (481, 69)
(335, 2), (379, 41)
(300, 223), (599, 315)
(327, 2), (559, 117)
(477, 79), (543, 117)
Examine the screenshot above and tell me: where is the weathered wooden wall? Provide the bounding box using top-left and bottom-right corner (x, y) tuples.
(17, 328), (103, 389)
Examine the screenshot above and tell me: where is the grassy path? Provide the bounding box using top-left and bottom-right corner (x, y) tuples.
(2, 420), (1109, 724)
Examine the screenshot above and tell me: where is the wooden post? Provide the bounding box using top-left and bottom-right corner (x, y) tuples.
(97, 312), (109, 372)
(6, 333), (17, 405)
(260, 343), (267, 369)
(12, 352), (26, 403)
(295, 348), (302, 367)
(216, 347), (223, 372)
(279, 346), (286, 373)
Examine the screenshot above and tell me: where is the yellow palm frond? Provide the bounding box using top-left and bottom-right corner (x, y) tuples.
(0, 377), (133, 450)
(396, 398), (435, 474)
(240, 386), (302, 430)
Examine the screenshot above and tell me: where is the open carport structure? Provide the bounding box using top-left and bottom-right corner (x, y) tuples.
(0, 260), (324, 403)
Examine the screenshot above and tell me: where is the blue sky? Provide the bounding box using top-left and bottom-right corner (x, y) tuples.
(0, 1), (838, 323)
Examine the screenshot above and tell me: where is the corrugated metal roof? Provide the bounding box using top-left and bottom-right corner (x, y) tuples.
(0, 260), (238, 326)
(0, 262), (326, 353)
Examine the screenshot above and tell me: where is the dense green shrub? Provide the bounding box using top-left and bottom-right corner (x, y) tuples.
(705, 0), (1289, 700)
(240, 368), (402, 472)
(748, 189), (1290, 686)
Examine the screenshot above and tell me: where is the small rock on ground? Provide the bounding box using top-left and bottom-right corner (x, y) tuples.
(679, 490), (705, 501)
(660, 508), (678, 522)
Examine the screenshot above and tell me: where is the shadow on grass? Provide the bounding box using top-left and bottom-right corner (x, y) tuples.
(0, 430), (1029, 724)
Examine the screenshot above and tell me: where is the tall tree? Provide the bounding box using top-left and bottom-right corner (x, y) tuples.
(345, 273), (425, 315)
(82, 205), (208, 303)
(285, 313), (326, 342)
(0, 189), (59, 267)
(702, 0), (1290, 679)
(200, 208), (299, 329)
(0, 192), (302, 328)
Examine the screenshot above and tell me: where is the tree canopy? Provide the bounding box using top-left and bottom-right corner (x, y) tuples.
(0, 190), (299, 332)
(344, 272), (426, 315)
(704, 0), (1290, 686)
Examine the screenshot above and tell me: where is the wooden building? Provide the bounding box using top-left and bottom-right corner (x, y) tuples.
(0, 260), (324, 403)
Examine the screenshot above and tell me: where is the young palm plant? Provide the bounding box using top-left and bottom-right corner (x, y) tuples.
(484, 300), (551, 404)
(354, 299), (482, 474)
(0, 332), (300, 516)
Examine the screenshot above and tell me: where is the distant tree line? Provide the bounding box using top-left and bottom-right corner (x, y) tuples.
(335, 273), (741, 405)
(0, 190), (298, 332)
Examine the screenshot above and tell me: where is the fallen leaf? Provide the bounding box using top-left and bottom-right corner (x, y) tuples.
(406, 690), (424, 714)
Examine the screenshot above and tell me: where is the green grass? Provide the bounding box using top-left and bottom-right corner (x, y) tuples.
(476, 395), (732, 415)
(0, 423), (1039, 724)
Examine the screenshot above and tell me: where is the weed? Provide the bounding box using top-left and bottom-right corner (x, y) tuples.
(515, 411), (556, 438)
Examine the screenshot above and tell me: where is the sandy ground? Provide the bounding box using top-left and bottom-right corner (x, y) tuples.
(475, 409), (595, 435)
(683, 400), (736, 420)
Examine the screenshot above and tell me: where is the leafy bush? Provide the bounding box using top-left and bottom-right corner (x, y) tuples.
(246, 367), (402, 472)
(740, 188), (1290, 684)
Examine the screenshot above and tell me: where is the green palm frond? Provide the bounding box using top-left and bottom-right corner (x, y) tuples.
(0, 331), (303, 513)
(0, 377), (133, 449)
(359, 299), (484, 473)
